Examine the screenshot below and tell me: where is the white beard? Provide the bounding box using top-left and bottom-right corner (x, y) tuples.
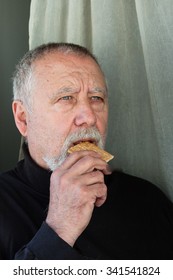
(43, 127), (105, 171)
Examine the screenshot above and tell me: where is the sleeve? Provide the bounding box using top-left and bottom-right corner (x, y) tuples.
(14, 222), (86, 260)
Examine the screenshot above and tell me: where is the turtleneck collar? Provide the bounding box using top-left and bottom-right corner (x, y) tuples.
(16, 143), (52, 196)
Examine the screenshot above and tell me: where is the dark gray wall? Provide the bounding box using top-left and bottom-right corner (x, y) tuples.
(0, 0), (31, 171)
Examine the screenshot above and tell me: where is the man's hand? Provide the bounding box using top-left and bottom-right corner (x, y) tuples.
(46, 150), (111, 247)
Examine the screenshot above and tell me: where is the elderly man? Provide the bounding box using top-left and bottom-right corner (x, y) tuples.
(0, 43), (173, 259)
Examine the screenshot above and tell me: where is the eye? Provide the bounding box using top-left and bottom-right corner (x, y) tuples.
(57, 95), (77, 104)
(90, 96), (104, 102)
(56, 95), (77, 108)
(59, 96), (73, 101)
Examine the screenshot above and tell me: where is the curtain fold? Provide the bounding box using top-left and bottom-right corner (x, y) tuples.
(29, 0), (93, 49)
(135, 0), (173, 198)
(27, 0), (173, 201)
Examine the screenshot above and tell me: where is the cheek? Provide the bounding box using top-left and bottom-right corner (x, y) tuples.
(26, 111), (49, 141)
(27, 113), (71, 144)
(96, 110), (108, 132)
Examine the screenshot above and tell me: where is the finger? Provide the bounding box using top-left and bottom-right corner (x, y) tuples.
(79, 170), (105, 186)
(95, 195), (107, 207)
(70, 155), (110, 175)
(60, 150), (101, 170)
(87, 183), (107, 207)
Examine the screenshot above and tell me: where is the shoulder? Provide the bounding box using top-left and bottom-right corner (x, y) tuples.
(0, 169), (19, 196)
(105, 170), (173, 207)
(0, 162), (27, 214)
(104, 171), (173, 233)
(0, 160), (24, 189)
(105, 169), (158, 191)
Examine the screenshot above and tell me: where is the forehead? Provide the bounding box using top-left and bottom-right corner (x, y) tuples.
(32, 52), (106, 84)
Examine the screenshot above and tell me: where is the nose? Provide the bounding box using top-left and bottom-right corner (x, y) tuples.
(74, 100), (97, 127)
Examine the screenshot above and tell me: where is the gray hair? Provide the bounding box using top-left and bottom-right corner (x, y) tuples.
(12, 42), (101, 111)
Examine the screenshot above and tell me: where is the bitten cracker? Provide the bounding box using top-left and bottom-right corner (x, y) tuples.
(68, 141), (114, 162)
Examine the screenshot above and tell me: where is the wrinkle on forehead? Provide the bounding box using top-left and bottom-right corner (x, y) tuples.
(33, 52), (104, 76)
(32, 53), (107, 98)
(49, 85), (108, 103)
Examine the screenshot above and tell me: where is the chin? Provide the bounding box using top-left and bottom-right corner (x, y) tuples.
(43, 152), (67, 171)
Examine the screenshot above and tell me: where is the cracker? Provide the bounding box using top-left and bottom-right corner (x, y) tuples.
(68, 141), (114, 162)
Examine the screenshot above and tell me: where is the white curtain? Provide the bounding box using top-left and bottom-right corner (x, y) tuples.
(28, 0), (173, 201)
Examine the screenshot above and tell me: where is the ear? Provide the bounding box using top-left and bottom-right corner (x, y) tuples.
(12, 101), (28, 137)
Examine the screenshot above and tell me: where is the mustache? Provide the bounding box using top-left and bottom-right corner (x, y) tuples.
(43, 127), (106, 171)
(63, 127), (105, 149)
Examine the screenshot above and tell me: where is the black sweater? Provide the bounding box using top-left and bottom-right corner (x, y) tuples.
(0, 144), (173, 259)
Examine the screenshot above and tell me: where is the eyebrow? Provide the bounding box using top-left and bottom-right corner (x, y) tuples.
(57, 87), (78, 94)
(49, 86), (108, 102)
(89, 87), (108, 96)
(49, 87), (78, 101)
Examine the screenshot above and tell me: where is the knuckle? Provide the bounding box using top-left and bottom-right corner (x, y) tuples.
(91, 170), (104, 181)
(59, 172), (70, 186)
(83, 155), (95, 164)
(51, 170), (69, 188)
(97, 171), (104, 181)
(80, 185), (88, 196)
(100, 183), (107, 194)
